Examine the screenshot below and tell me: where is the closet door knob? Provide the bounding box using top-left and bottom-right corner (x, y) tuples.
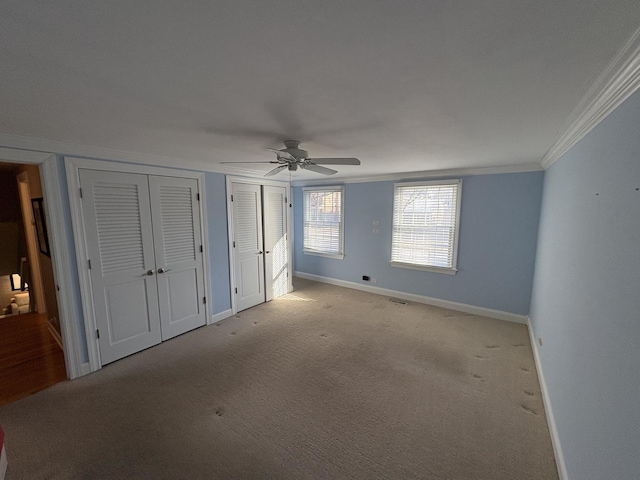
(265, 250), (270, 254)
(258, 251), (263, 254)
(158, 267), (172, 274)
(146, 269), (155, 276)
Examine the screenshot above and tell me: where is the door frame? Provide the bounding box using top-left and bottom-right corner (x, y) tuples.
(226, 175), (293, 315)
(66, 157), (212, 372)
(0, 148), (85, 379)
(16, 171), (47, 313)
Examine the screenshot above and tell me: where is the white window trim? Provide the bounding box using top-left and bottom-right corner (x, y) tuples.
(302, 185), (345, 260)
(390, 179), (462, 274)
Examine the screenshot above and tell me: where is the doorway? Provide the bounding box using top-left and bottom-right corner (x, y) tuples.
(0, 162), (66, 405)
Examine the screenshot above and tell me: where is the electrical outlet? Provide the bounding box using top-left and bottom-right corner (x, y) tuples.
(372, 228), (380, 234)
(372, 220), (379, 225)
(538, 337), (543, 347)
(370, 278), (377, 283)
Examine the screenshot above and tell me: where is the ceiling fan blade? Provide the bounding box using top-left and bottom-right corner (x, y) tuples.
(221, 161), (280, 164)
(306, 158), (360, 165)
(264, 165), (287, 177)
(267, 148), (296, 162)
(302, 164), (338, 175)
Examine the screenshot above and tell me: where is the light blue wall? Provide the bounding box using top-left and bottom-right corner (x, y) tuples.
(204, 172), (231, 313)
(294, 171), (544, 315)
(529, 90), (640, 479)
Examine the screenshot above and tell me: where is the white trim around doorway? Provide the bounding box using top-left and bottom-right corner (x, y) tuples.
(40, 156), (91, 378)
(0, 148), (88, 379)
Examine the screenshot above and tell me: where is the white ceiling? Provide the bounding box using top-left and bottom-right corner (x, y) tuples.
(1, 1), (640, 181)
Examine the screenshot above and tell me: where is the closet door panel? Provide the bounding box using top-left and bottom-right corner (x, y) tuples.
(263, 185), (288, 301)
(79, 169), (161, 365)
(149, 176), (206, 340)
(231, 182), (265, 311)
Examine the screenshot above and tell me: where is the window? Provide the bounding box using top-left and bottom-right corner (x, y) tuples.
(303, 186), (344, 259)
(391, 179), (462, 274)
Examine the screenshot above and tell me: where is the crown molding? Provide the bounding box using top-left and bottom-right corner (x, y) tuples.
(541, 26), (640, 169)
(290, 162), (542, 187)
(0, 131), (542, 183)
(0, 131), (243, 175)
(0, 131), (313, 179)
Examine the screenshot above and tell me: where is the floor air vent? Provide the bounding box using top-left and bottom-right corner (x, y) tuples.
(389, 298), (408, 305)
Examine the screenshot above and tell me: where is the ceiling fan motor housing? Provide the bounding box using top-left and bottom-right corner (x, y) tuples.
(282, 140), (308, 160)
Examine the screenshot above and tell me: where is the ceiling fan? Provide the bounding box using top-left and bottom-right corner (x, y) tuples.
(222, 140), (361, 176)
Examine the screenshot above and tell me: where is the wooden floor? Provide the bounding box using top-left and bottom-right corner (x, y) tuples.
(0, 312), (67, 406)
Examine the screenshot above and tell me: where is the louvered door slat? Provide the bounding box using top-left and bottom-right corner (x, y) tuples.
(266, 191), (285, 244)
(235, 191), (260, 252)
(158, 185), (196, 264)
(93, 183), (145, 274)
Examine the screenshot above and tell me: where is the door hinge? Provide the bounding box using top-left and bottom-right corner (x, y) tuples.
(230, 194), (234, 202)
(79, 188), (83, 198)
(96, 329), (100, 339)
(200, 245), (203, 253)
(203, 296), (206, 304)
(88, 259), (92, 269)
(285, 196), (287, 203)
(196, 193), (200, 201)
(235, 287), (238, 294)
(233, 240), (236, 248)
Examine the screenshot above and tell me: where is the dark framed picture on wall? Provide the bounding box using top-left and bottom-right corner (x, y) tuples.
(31, 197), (50, 257)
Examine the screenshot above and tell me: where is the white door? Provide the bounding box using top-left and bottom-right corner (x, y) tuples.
(263, 185), (288, 301)
(231, 182), (265, 311)
(149, 176), (206, 340)
(79, 169), (162, 365)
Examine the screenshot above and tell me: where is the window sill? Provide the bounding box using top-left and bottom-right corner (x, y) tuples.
(390, 261), (457, 275)
(303, 250), (344, 260)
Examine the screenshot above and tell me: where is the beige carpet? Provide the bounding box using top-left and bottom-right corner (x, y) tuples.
(0, 278), (557, 479)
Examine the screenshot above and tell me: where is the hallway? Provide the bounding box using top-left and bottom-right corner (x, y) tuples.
(0, 312), (66, 406)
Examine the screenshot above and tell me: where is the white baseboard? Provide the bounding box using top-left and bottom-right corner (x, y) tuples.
(48, 322), (64, 350)
(527, 318), (568, 480)
(210, 309), (232, 325)
(294, 272), (528, 324)
(79, 362), (91, 377)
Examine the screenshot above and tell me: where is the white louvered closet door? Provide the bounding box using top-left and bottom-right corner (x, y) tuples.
(263, 185), (288, 301)
(79, 169), (162, 365)
(231, 182), (266, 311)
(149, 176), (206, 340)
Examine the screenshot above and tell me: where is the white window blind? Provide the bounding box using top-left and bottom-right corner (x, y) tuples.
(303, 187), (344, 258)
(391, 180), (461, 272)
